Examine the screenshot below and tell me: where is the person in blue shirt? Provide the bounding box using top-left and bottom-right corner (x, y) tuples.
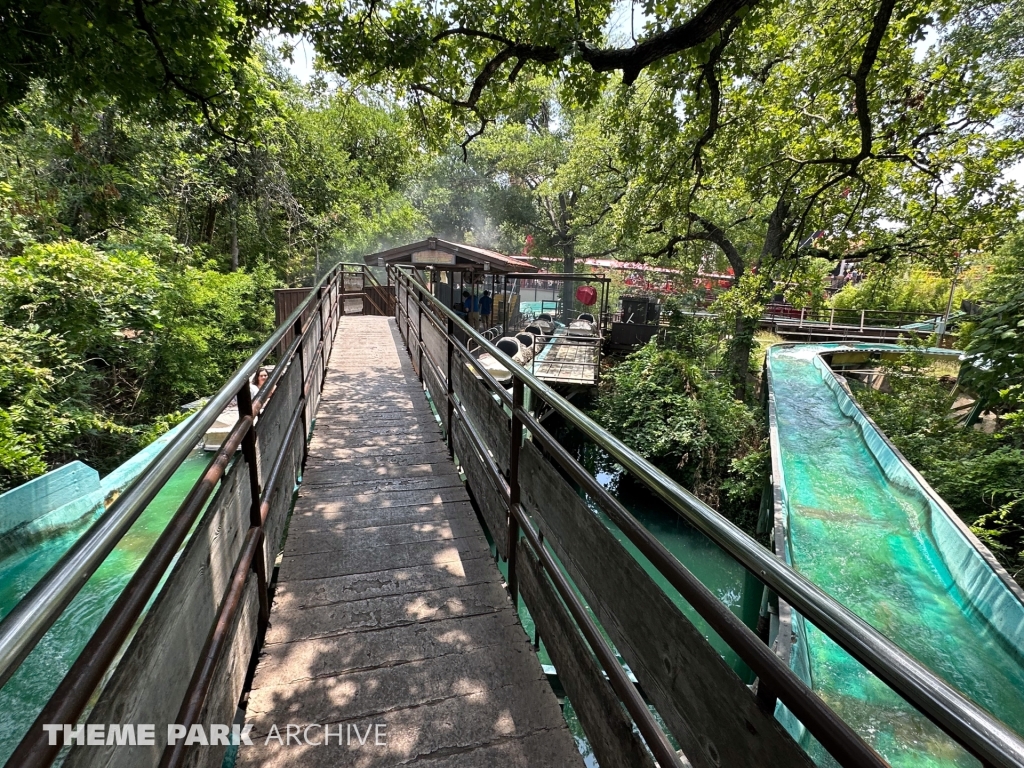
(463, 291), (479, 326)
(479, 290), (493, 328)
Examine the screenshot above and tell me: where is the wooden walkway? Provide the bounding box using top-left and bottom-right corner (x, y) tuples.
(531, 332), (599, 386)
(238, 316), (583, 767)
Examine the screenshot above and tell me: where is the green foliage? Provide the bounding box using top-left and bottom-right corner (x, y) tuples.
(1, 0), (256, 123)
(594, 340), (764, 529)
(0, 240), (276, 488)
(144, 262), (278, 410)
(0, 70), (418, 282)
(0, 45), (425, 491)
(855, 350), (1024, 582)
(961, 229), (1024, 412)
(831, 264), (962, 314)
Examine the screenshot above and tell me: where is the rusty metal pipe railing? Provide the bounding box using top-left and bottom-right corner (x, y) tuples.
(6, 264), (344, 767)
(0, 265), (341, 694)
(390, 264), (1024, 768)
(7, 414), (253, 768)
(257, 398), (306, 526)
(520, 410), (888, 768)
(513, 503), (685, 768)
(159, 526), (265, 768)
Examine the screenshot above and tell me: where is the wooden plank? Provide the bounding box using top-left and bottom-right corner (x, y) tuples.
(421, 313), (448, 379)
(422, 355), (448, 433)
(409, 299), (421, 352)
(518, 441), (814, 768)
(65, 462), (254, 768)
(408, 317), (421, 377)
(183, 576), (260, 768)
(262, 418), (303, 575)
(396, 283), (409, 343)
(517, 539), (656, 768)
(452, 414), (508, 559)
(255, 360), (300, 477)
(452, 354), (510, 472)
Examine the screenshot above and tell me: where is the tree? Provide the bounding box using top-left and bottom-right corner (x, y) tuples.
(302, 0), (753, 146)
(961, 228), (1024, 415)
(597, 0), (1024, 394)
(303, 0), (1024, 393)
(0, 0), (265, 126)
(468, 92), (626, 317)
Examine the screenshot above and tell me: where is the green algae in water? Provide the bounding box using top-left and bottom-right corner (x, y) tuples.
(0, 451), (212, 765)
(769, 344), (1024, 766)
(490, 461), (762, 763)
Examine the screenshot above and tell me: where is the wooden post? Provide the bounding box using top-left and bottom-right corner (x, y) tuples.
(446, 314), (455, 457)
(507, 377), (524, 607)
(860, 309), (866, 331)
(829, 307), (835, 329)
(235, 384), (262, 530)
(417, 282), (424, 381)
(799, 307), (805, 327)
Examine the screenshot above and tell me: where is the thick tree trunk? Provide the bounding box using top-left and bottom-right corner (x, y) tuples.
(728, 315), (757, 399)
(726, 198), (791, 399)
(201, 203), (217, 244)
(561, 245), (575, 323)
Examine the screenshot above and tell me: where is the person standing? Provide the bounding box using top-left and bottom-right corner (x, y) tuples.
(479, 290), (492, 328)
(465, 291), (480, 327)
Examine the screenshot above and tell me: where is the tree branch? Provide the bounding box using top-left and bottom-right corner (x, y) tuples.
(687, 211), (744, 275)
(578, 0), (753, 84)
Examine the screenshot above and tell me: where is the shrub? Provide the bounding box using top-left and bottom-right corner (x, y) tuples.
(594, 340), (765, 529)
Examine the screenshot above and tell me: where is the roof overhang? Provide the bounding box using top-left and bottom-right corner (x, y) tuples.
(362, 238), (539, 274)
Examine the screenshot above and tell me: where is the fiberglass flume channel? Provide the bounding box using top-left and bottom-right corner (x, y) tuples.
(766, 343), (1024, 767)
(0, 416), (212, 765)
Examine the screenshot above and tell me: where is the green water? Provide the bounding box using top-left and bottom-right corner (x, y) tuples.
(495, 466), (760, 677)
(489, 452), (761, 766)
(0, 451), (212, 765)
(769, 344), (1024, 767)
(590, 470), (761, 679)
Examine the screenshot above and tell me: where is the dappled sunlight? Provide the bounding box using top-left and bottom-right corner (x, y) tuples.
(236, 317), (581, 765)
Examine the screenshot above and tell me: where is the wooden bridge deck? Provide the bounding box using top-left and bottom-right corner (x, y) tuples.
(238, 316), (583, 767)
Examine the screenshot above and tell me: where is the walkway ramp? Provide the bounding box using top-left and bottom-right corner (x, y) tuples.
(238, 316), (582, 767)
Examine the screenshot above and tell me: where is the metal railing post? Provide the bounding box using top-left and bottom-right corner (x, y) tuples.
(507, 377), (524, 607)
(860, 309), (866, 331)
(339, 272), (346, 316)
(317, 286), (327, 381)
(294, 315), (309, 461)
(235, 385), (262, 531)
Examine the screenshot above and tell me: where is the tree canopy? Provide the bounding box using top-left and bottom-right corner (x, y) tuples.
(1, 0), (1023, 516)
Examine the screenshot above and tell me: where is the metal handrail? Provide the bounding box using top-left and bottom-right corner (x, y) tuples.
(390, 265), (1024, 768)
(0, 264), (343, 693)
